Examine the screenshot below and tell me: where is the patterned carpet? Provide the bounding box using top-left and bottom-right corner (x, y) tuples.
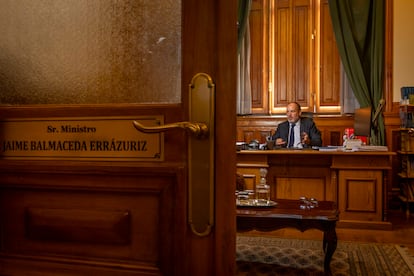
(237, 234), (414, 276)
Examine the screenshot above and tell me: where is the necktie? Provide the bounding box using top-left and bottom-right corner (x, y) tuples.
(288, 123), (295, 148)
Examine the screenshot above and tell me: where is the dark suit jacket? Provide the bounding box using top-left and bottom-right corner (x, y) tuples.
(271, 117), (322, 147)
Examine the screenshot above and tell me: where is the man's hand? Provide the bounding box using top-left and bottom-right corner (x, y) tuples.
(275, 138), (286, 146)
(301, 132), (310, 145)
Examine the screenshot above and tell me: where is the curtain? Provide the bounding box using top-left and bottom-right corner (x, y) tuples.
(340, 62), (360, 114)
(237, 0), (252, 115)
(329, 0), (385, 145)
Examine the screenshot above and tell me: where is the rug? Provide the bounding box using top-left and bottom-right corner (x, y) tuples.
(237, 234), (414, 276)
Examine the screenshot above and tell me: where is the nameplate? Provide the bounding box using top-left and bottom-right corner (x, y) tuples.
(0, 116), (164, 161)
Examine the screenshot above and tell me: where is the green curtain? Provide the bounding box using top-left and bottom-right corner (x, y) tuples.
(238, 0), (251, 53)
(329, 0), (385, 145)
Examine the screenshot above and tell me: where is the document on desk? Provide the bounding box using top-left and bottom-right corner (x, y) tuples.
(316, 145), (389, 152)
(353, 145), (389, 152)
(317, 146), (341, 152)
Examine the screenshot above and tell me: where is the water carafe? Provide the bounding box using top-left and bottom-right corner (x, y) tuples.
(256, 168), (270, 203)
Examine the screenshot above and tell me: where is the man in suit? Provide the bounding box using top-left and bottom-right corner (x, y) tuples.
(271, 102), (322, 148)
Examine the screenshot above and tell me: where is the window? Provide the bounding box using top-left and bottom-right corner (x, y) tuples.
(249, 0), (340, 115)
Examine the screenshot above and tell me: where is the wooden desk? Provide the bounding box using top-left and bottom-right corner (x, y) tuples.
(236, 149), (396, 229)
(237, 199), (339, 275)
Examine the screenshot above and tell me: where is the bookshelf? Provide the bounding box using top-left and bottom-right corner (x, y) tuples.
(400, 104), (414, 129)
(398, 127), (414, 218)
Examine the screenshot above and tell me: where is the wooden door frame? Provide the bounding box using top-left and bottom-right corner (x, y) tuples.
(182, 0), (238, 275)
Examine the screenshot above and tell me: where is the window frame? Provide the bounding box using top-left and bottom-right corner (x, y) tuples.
(250, 0), (341, 115)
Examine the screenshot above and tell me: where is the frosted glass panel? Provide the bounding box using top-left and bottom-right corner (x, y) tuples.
(0, 0), (181, 104)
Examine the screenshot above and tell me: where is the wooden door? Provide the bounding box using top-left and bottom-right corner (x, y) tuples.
(0, 1), (237, 275)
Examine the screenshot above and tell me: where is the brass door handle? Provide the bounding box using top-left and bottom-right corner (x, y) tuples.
(132, 120), (208, 138)
(132, 73), (215, 237)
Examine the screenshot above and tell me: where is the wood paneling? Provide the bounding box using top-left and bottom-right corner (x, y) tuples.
(275, 177), (327, 200)
(272, 0), (312, 110)
(319, 0), (340, 106)
(274, 2), (290, 106)
(26, 208), (131, 244)
(250, 0), (268, 113)
(338, 170), (383, 221)
(0, 161), (183, 275)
